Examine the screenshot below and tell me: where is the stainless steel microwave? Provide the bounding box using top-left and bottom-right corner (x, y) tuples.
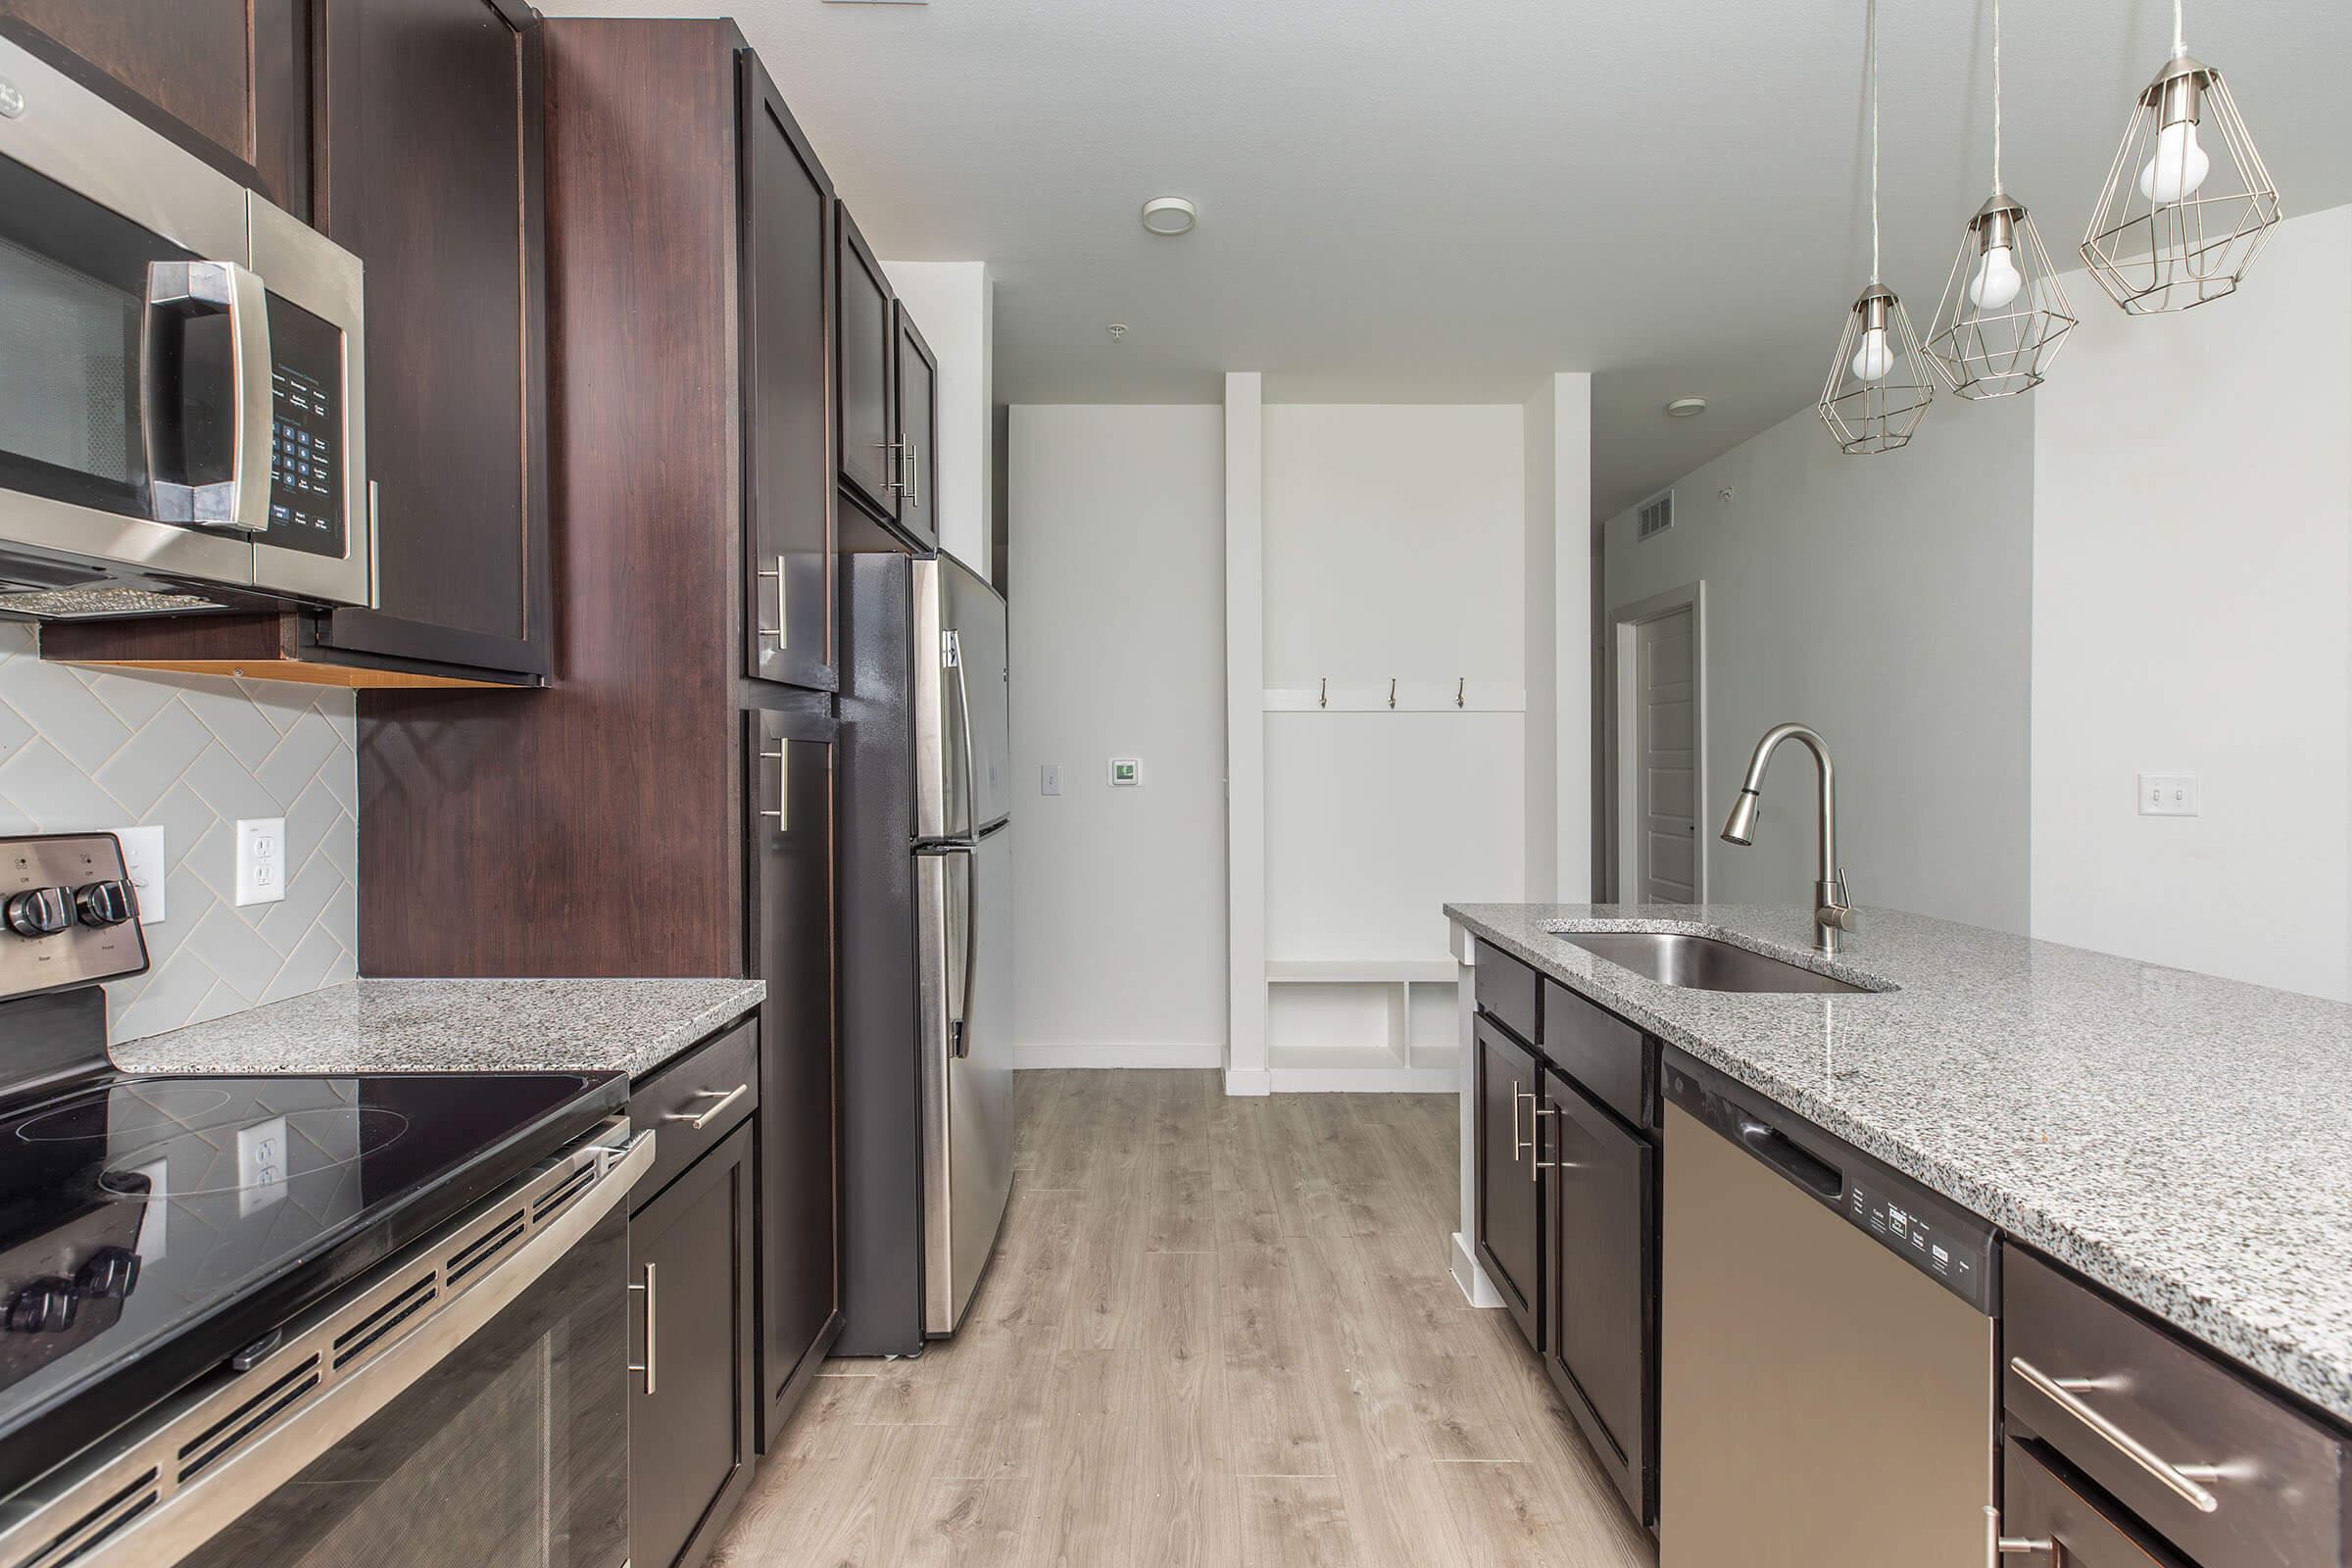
(0, 35), (369, 618)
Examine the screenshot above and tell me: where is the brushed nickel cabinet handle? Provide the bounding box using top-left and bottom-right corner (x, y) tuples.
(904, 440), (919, 510)
(1510, 1081), (1531, 1160)
(1529, 1103), (1559, 1180)
(756, 555), (788, 647)
(2008, 1357), (2227, 1513)
(1985, 1506), (2053, 1562)
(628, 1262), (657, 1394)
(760, 743), (788, 828)
(664, 1083), (749, 1130)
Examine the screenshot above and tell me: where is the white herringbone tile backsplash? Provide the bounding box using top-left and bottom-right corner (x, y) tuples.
(0, 623), (358, 1044)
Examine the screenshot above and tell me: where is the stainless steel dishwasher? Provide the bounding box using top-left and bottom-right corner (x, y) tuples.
(1659, 1051), (1998, 1567)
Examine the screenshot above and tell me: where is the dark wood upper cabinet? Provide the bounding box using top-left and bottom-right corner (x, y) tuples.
(739, 51), (836, 691)
(893, 306), (940, 555)
(0, 1), (309, 217)
(309, 0), (550, 677)
(834, 203), (900, 525)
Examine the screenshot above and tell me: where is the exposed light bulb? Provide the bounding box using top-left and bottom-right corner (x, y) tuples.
(1969, 245), (2024, 310)
(2137, 120), (2211, 203)
(1849, 327), (1895, 382)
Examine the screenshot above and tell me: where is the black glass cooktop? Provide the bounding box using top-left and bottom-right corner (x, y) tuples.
(0, 1068), (624, 1485)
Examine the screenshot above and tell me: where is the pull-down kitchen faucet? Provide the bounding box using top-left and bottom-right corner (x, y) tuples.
(1720, 723), (1857, 956)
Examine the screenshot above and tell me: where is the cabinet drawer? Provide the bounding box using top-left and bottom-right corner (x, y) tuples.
(1473, 941), (1540, 1046)
(2004, 1248), (2344, 1568)
(2002, 1441), (2188, 1568)
(1541, 979), (1649, 1129)
(631, 1020), (760, 1201)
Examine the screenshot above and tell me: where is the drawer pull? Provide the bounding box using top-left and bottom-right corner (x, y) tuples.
(1529, 1103), (1559, 1181)
(664, 1083), (750, 1131)
(628, 1262), (657, 1395)
(1984, 1506), (2052, 1561)
(2009, 1357), (2226, 1514)
(1511, 1081), (1532, 1160)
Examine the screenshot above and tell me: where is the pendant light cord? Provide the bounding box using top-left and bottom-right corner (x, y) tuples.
(2174, 0), (2186, 56)
(1868, 0), (1880, 281)
(1990, 0), (2002, 193)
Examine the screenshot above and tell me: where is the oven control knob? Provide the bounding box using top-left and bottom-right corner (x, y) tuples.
(74, 1248), (139, 1302)
(6, 1279), (77, 1334)
(2, 888), (71, 939)
(74, 880), (137, 928)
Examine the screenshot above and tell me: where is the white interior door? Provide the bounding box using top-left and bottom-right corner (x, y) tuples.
(1636, 608), (1697, 903)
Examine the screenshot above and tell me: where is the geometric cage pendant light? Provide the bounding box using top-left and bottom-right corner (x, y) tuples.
(1820, 0), (1935, 455)
(1925, 0), (2076, 398)
(2080, 0), (2282, 315)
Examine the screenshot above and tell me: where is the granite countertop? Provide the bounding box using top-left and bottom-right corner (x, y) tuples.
(112, 977), (766, 1082)
(1446, 901), (2352, 1426)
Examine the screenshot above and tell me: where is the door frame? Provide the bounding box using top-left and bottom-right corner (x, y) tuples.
(1605, 582), (1707, 905)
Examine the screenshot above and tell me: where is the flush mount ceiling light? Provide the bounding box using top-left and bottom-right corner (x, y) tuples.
(2080, 0), (2280, 315)
(1141, 197), (1197, 236)
(1665, 397), (1708, 418)
(1925, 0), (2075, 399)
(1819, 0), (1934, 456)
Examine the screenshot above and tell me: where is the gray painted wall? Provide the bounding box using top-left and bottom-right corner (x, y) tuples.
(1600, 393), (2034, 935)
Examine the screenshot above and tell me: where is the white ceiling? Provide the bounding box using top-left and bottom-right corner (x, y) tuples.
(540, 0), (2352, 516)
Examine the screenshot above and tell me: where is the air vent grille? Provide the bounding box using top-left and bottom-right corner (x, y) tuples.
(530, 1163), (596, 1224)
(445, 1213), (526, 1287)
(331, 1275), (438, 1369)
(175, 1359), (321, 1482)
(24, 1470), (157, 1568)
(1637, 491), (1675, 540)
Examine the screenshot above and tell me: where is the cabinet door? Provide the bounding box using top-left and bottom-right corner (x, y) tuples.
(892, 306), (939, 553)
(311, 0), (551, 676)
(746, 705), (841, 1441)
(738, 49), (835, 692)
(630, 1121), (758, 1568)
(834, 202), (899, 523)
(1544, 1074), (1654, 1524)
(1474, 1016), (1542, 1350)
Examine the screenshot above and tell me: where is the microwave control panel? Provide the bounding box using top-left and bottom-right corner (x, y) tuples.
(265, 294), (347, 559)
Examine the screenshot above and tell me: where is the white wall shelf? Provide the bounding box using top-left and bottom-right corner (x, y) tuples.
(1263, 957), (1461, 1091)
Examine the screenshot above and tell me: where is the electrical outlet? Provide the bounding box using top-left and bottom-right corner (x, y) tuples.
(111, 825), (166, 923)
(2137, 772), (2200, 817)
(1041, 763), (1062, 796)
(234, 817), (287, 906)
(1107, 758), (1143, 787)
(236, 1115), (288, 1216)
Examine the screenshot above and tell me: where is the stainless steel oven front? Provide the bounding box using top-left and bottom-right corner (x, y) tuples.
(0, 34), (370, 617)
(0, 1123), (651, 1568)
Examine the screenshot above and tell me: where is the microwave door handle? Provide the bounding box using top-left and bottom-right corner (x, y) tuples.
(142, 260), (273, 534)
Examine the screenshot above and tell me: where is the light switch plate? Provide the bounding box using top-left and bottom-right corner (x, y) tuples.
(234, 817), (287, 906)
(1041, 763), (1062, 797)
(1108, 758), (1143, 787)
(112, 825), (166, 923)
(2137, 772), (2200, 817)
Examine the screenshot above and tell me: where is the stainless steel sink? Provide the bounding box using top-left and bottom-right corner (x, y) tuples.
(1554, 932), (1871, 994)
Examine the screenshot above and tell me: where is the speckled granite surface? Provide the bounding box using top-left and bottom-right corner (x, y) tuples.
(111, 978), (765, 1082)
(1446, 902), (2352, 1425)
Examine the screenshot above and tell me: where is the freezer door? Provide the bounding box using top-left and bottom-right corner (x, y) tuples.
(915, 822), (1014, 1335)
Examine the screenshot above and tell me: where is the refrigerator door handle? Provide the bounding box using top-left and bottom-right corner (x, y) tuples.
(951, 842), (978, 1058)
(945, 627), (980, 840)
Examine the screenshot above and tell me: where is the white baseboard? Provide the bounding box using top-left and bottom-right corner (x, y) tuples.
(1014, 1041), (1224, 1070)
(1223, 1067), (1272, 1097)
(1450, 1231), (1503, 1308)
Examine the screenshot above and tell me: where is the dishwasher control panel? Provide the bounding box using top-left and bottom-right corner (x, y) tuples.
(1665, 1051), (1998, 1315)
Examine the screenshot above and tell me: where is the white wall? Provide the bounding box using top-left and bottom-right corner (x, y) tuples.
(1601, 391), (2035, 934)
(1523, 382), (1559, 900)
(882, 260), (993, 576)
(1260, 405), (1525, 961)
(1007, 405), (1228, 1066)
(2032, 205), (2352, 1001)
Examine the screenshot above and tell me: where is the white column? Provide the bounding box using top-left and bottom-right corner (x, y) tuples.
(1223, 372), (1268, 1095)
(1551, 372), (1594, 900)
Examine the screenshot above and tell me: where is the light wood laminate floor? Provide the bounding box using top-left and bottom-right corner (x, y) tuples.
(710, 1070), (1653, 1567)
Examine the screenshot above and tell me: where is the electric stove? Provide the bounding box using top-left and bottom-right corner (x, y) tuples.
(0, 833), (630, 1544)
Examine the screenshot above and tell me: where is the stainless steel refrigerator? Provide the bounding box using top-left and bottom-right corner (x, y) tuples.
(838, 552), (1015, 1353)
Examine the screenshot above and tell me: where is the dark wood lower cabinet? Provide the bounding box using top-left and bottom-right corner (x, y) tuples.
(1543, 1070), (1656, 1526)
(1474, 1014), (1543, 1350)
(629, 1119), (758, 1568)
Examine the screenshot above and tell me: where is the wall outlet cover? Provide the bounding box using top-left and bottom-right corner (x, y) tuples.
(234, 817), (288, 906)
(2137, 772), (2200, 817)
(1108, 758), (1143, 787)
(112, 825), (166, 924)
(1041, 763), (1063, 797)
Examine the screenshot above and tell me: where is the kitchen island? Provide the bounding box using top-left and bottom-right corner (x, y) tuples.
(1446, 901), (2352, 1425)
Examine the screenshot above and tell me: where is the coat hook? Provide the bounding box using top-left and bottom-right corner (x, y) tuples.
(1318, 677), (1327, 710)
(1456, 677), (1466, 709)
(1389, 677), (1397, 710)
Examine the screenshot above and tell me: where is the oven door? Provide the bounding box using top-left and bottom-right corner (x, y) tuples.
(0, 1127), (651, 1568)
